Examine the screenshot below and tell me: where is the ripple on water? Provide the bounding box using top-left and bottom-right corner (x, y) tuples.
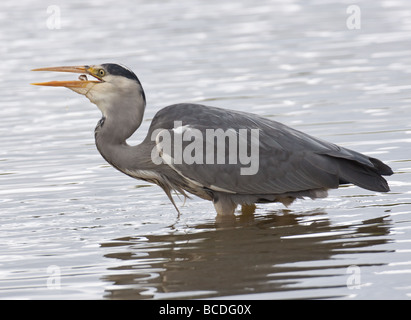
(1, 0), (410, 300)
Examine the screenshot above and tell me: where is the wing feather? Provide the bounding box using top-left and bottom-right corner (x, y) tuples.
(148, 103), (391, 195)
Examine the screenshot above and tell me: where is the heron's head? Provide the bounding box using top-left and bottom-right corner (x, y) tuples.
(32, 63), (146, 116)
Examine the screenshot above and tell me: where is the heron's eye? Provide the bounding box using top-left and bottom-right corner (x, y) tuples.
(98, 69), (106, 77)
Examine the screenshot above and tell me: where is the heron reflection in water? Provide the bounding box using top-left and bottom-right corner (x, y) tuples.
(32, 64), (393, 216)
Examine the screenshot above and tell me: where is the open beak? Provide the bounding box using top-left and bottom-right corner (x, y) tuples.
(31, 65), (103, 88)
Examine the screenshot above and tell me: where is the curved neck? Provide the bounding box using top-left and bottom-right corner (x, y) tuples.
(94, 114), (139, 166)
(94, 107), (157, 174)
(101, 98), (145, 139)
(90, 76), (146, 144)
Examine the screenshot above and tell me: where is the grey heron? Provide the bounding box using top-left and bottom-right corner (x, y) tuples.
(32, 63), (393, 216)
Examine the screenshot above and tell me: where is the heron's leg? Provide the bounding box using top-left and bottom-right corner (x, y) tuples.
(213, 195), (237, 216)
(241, 203), (256, 215)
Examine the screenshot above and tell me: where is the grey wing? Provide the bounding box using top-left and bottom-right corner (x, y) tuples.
(149, 103), (392, 196)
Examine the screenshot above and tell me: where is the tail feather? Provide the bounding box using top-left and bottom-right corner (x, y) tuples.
(369, 156), (394, 176)
(334, 157), (392, 192)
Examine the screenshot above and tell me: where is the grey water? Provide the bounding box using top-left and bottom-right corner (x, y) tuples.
(1, 0), (411, 299)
